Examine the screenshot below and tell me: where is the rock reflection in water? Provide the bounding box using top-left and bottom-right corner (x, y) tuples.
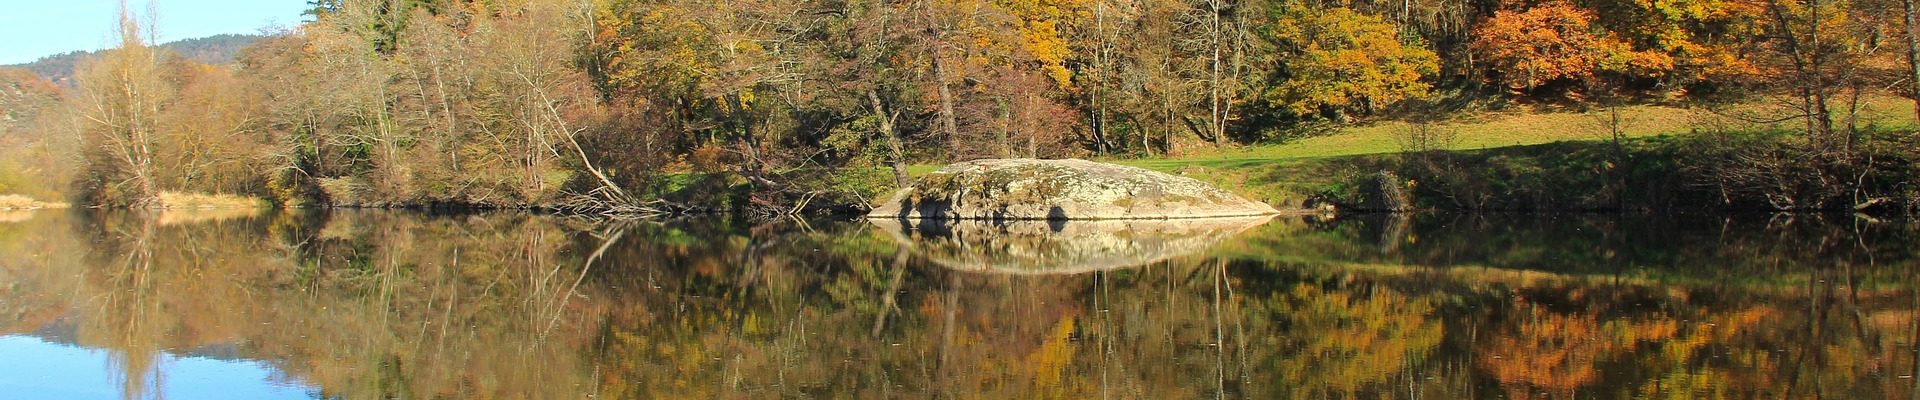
(870, 216), (1273, 274)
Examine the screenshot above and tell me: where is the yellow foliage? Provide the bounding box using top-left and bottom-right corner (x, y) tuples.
(1266, 7), (1439, 116)
(1022, 317), (1079, 398)
(995, 0), (1085, 88)
(1269, 284), (1443, 397)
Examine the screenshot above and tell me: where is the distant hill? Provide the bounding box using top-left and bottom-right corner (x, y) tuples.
(6, 34), (263, 86)
(0, 68), (62, 131)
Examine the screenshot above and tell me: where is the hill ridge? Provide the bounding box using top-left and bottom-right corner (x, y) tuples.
(4, 33), (263, 85)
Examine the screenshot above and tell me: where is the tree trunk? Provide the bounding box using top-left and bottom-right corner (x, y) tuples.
(1764, 0), (1834, 148)
(996, 96), (1012, 158)
(1093, 2), (1110, 155)
(869, 89), (910, 188)
(1808, 1), (1836, 150)
(1904, 0), (1920, 126)
(1224, 0), (1246, 145)
(1208, 0), (1224, 147)
(1132, 114), (1153, 157)
(935, 58), (960, 157)
(730, 93), (769, 190)
(923, 0), (961, 159)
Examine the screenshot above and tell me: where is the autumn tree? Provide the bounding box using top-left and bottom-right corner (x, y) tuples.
(1470, 3), (1660, 93)
(1202, 0), (1246, 146)
(1753, 0), (1883, 149)
(1578, 0), (1764, 89)
(590, 0), (937, 211)
(402, 0), (622, 206)
(1075, 0), (1243, 152)
(149, 62), (264, 194)
(913, 0), (972, 158)
(789, 0), (926, 187)
(1261, 5), (1440, 121)
(1079, 0), (1215, 154)
(995, 0), (1104, 154)
(997, 0), (1084, 88)
(71, 3), (171, 206)
(236, 0), (634, 209)
(914, 0), (1086, 159)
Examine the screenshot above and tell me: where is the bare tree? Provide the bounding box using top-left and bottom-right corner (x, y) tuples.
(72, 2), (169, 206)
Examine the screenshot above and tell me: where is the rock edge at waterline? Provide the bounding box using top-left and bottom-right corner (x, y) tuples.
(869, 158), (1281, 220)
(870, 216), (1273, 274)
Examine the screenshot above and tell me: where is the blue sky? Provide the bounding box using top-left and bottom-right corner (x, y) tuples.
(0, 1), (309, 64)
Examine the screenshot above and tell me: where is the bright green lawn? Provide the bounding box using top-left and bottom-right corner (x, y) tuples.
(905, 94), (1920, 207)
(1111, 94), (1918, 172)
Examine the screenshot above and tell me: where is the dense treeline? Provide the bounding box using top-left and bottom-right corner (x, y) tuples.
(2, 0), (1919, 212)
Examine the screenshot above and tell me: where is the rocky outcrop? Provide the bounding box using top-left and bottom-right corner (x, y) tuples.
(870, 216), (1272, 275)
(869, 158), (1280, 220)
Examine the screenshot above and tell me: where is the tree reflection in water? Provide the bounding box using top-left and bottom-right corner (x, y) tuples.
(0, 210), (1913, 398)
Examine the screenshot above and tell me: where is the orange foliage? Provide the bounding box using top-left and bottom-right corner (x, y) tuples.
(1617, 0), (1765, 81)
(1476, 302), (1623, 398)
(1471, 3), (1667, 91)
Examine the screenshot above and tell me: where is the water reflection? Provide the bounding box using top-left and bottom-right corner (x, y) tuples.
(0, 210), (1913, 398)
(0, 335), (314, 399)
(0, 210), (33, 223)
(870, 216), (1271, 274)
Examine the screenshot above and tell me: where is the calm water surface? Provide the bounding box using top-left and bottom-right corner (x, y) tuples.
(0, 209), (1915, 399)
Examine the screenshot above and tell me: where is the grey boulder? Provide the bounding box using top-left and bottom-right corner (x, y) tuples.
(870, 158), (1280, 220)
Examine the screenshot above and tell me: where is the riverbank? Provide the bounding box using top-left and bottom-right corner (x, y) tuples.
(595, 96), (1920, 216)
(305, 131), (1920, 216)
(19, 97), (1920, 216)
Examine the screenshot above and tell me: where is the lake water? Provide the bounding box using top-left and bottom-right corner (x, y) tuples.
(0, 209), (1915, 398)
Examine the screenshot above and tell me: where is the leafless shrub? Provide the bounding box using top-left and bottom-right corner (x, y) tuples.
(1395, 120), (1459, 156)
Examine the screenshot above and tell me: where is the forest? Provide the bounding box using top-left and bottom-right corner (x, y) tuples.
(2, 0), (1919, 214)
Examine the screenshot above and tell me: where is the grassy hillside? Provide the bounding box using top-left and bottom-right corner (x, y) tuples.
(1096, 94), (1920, 208)
(898, 94), (1920, 211)
(1124, 94), (1918, 168)
(0, 68), (69, 200)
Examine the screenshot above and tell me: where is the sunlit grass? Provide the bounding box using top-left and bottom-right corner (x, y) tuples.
(0, 194), (69, 210)
(154, 207), (266, 225)
(1113, 93), (1919, 172)
(152, 192), (266, 209)
(886, 96), (1920, 211)
(896, 95), (1920, 208)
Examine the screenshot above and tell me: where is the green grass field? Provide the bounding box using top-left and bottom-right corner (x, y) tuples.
(896, 94), (1920, 209)
(1114, 94), (1917, 169)
(1108, 95), (1919, 207)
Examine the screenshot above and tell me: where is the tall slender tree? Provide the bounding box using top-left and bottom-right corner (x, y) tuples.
(73, 2), (169, 206)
